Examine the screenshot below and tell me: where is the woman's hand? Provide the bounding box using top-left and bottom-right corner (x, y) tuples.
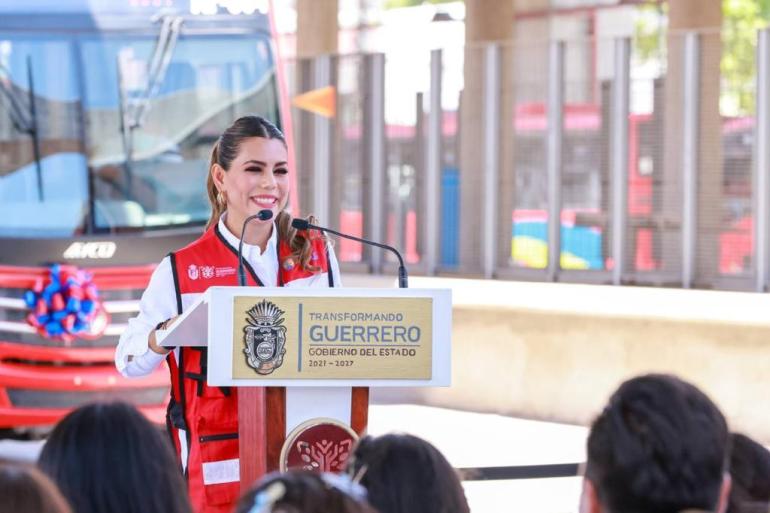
(148, 316), (180, 355)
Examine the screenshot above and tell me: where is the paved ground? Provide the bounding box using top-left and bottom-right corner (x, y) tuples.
(367, 404), (587, 513)
(0, 404), (588, 513)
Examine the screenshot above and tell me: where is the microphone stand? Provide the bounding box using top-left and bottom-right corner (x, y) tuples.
(237, 210), (273, 286)
(292, 219), (408, 288)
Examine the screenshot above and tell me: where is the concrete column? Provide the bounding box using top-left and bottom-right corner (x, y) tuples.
(662, 0), (722, 286)
(294, 0), (339, 227)
(459, 0), (515, 274)
(296, 0), (339, 58)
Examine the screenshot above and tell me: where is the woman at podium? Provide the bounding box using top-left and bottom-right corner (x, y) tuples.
(114, 116), (341, 513)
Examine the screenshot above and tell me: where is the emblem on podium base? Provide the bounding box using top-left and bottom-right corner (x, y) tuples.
(280, 418), (359, 472)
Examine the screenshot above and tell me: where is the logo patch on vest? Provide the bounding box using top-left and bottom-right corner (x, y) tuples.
(187, 264), (199, 280)
(243, 299), (287, 375)
(282, 257), (295, 271)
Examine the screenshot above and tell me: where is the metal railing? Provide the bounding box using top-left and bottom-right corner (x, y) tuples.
(459, 462), (581, 481)
(287, 28), (770, 292)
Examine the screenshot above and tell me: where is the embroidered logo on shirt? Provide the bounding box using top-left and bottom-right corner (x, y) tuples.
(282, 258), (295, 271)
(215, 267), (236, 278)
(188, 265), (236, 280)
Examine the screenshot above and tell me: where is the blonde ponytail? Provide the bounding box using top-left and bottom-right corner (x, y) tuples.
(205, 142), (225, 230)
(276, 210), (329, 272)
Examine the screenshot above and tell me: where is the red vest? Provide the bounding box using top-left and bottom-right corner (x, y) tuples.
(166, 224), (331, 513)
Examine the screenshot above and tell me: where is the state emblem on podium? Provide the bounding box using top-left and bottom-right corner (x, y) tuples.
(243, 299), (287, 375)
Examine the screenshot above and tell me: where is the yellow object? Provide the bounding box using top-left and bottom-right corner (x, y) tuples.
(511, 236), (589, 270)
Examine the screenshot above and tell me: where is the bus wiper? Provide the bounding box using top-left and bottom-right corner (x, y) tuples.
(0, 57), (44, 202)
(117, 13), (184, 199)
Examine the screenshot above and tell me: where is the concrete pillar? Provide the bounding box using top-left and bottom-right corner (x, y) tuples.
(294, 0), (339, 227)
(662, 0), (722, 286)
(669, 0), (722, 31)
(465, 0), (515, 43)
(459, 0), (515, 274)
(296, 0), (338, 58)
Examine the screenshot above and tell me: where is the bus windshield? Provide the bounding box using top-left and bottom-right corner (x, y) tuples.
(0, 16), (279, 237)
(87, 34), (278, 232)
(0, 38), (87, 238)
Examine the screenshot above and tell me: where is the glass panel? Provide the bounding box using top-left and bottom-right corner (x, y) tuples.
(0, 38), (87, 237)
(511, 40), (550, 269)
(335, 54), (365, 263)
(439, 46), (462, 270)
(80, 33), (278, 231)
(560, 37), (610, 272)
(628, 12), (669, 279)
(719, 31), (755, 278)
(384, 50), (423, 265)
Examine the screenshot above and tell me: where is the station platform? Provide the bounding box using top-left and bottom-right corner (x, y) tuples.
(347, 273), (770, 442)
(369, 403), (586, 513)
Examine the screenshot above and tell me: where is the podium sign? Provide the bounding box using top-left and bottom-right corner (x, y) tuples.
(231, 296), (433, 380)
(206, 287), (450, 387)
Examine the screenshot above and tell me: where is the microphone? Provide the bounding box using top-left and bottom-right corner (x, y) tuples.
(291, 218), (408, 288)
(237, 209), (273, 286)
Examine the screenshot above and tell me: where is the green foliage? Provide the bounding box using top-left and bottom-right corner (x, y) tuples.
(722, 0), (770, 113)
(634, 0), (770, 115)
(633, 1), (667, 63)
(761, 0), (770, 19)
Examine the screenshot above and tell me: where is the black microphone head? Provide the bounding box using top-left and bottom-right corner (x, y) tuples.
(257, 209), (273, 221)
(291, 218), (310, 230)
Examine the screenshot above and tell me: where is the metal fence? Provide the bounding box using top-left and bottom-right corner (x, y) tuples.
(287, 27), (770, 292)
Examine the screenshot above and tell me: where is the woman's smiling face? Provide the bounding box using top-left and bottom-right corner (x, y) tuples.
(213, 136), (289, 230)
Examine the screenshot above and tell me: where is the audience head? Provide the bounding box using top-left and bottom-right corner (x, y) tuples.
(727, 432), (770, 513)
(0, 461), (72, 513)
(344, 433), (470, 513)
(581, 374), (731, 513)
(235, 470), (376, 513)
(38, 401), (192, 513)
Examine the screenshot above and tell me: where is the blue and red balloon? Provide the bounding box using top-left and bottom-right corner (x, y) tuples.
(24, 264), (108, 344)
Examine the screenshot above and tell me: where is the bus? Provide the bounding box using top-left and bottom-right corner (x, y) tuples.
(0, 0), (283, 432)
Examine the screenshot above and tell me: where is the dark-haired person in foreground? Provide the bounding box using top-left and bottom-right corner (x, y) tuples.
(727, 432), (770, 513)
(235, 470), (377, 513)
(580, 374), (732, 513)
(344, 433), (470, 513)
(38, 402), (192, 513)
(0, 462), (72, 513)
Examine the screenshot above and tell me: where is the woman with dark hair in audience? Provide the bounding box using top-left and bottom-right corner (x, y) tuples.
(344, 433), (470, 513)
(0, 461), (72, 513)
(37, 402), (192, 513)
(234, 470), (377, 513)
(727, 432), (770, 513)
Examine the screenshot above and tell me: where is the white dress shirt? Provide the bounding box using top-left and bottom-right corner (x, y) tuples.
(114, 215), (341, 377)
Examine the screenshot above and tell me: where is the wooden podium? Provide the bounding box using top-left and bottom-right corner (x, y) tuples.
(159, 286), (451, 490)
